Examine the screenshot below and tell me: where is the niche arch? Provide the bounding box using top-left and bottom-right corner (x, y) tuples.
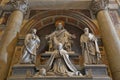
(20, 10), (99, 35)
(20, 10), (100, 54)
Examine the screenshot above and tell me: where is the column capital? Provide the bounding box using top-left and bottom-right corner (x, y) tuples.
(90, 0), (109, 15)
(8, 0), (29, 14)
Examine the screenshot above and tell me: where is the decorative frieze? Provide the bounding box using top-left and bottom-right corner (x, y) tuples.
(90, 0), (109, 15)
(8, 0), (29, 13)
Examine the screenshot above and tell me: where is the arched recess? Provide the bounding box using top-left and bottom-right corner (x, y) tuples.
(17, 10), (101, 55)
(7, 10), (101, 72)
(8, 10), (101, 77)
(20, 10), (99, 35)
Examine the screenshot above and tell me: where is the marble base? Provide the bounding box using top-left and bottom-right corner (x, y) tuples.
(11, 64), (36, 76)
(8, 76), (111, 80)
(8, 64), (112, 80)
(84, 64), (108, 77)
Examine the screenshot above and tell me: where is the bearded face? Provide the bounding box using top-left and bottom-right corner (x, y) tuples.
(32, 29), (37, 34)
(57, 23), (63, 30)
(84, 28), (89, 35)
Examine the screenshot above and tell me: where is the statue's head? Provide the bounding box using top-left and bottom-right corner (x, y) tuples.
(39, 68), (46, 76)
(84, 28), (89, 35)
(31, 29), (37, 34)
(55, 20), (64, 30)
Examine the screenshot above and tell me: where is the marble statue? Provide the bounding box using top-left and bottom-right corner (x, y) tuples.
(45, 20), (75, 51)
(35, 68), (46, 77)
(45, 43), (83, 76)
(80, 28), (101, 65)
(21, 29), (40, 64)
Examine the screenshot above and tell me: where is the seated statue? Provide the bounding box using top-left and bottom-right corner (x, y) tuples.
(45, 20), (75, 52)
(80, 28), (101, 65)
(20, 29), (40, 64)
(45, 43), (83, 76)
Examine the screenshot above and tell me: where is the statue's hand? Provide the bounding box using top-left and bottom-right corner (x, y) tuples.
(97, 53), (102, 64)
(97, 53), (101, 58)
(97, 50), (100, 53)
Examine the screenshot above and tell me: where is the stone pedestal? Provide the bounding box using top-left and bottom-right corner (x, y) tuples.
(7, 63), (111, 80)
(85, 64), (108, 76)
(11, 64), (36, 76)
(84, 64), (111, 80)
(8, 76), (92, 80)
(8, 74), (111, 80)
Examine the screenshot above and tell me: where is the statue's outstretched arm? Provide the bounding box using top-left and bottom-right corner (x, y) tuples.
(65, 30), (76, 38)
(45, 31), (56, 39)
(36, 36), (40, 48)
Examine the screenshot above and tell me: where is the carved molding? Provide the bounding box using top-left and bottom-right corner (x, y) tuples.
(90, 0), (109, 15)
(9, 0), (29, 13)
(20, 10), (99, 35)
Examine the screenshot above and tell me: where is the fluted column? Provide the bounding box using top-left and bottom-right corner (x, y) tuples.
(91, 0), (120, 80)
(0, 0), (28, 80)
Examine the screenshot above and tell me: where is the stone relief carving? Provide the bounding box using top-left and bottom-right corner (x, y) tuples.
(9, 21), (106, 79)
(19, 24), (101, 76)
(9, 0), (28, 13)
(90, 0), (109, 15)
(45, 20), (76, 52)
(20, 29), (40, 64)
(36, 43), (83, 77)
(80, 28), (101, 65)
(35, 68), (47, 77)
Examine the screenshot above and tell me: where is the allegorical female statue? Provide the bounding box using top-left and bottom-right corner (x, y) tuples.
(46, 42), (82, 76)
(45, 20), (76, 51)
(80, 28), (101, 65)
(21, 29), (40, 64)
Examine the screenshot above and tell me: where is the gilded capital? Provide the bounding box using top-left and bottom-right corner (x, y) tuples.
(9, 0), (29, 13)
(90, 0), (109, 15)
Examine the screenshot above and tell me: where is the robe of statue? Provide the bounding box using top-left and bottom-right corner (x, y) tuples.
(80, 33), (100, 64)
(46, 48), (79, 76)
(46, 29), (74, 51)
(21, 33), (40, 63)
